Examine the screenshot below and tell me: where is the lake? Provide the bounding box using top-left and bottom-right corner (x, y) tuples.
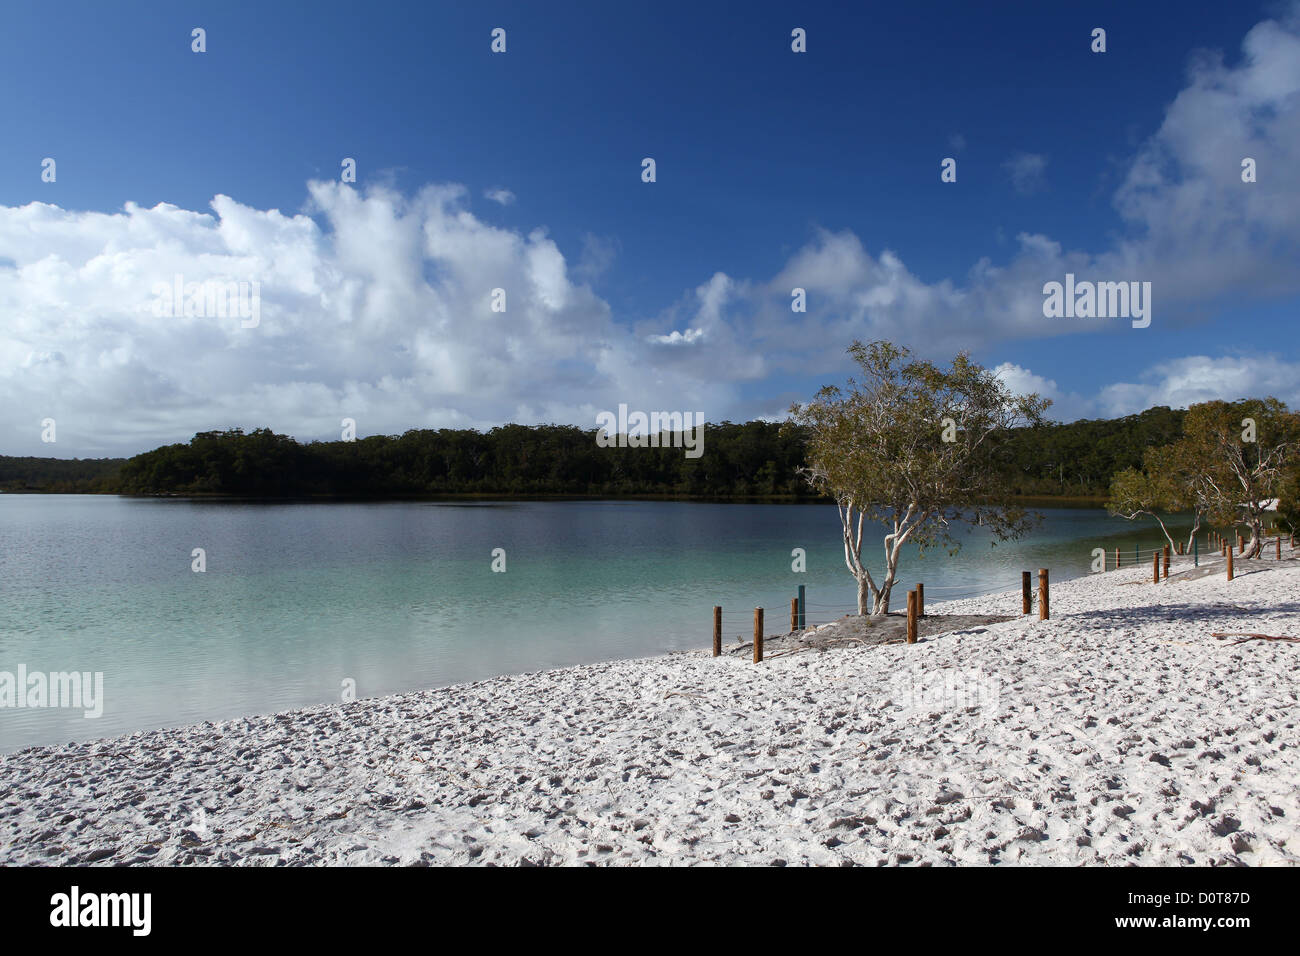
(0, 496), (1191, 751)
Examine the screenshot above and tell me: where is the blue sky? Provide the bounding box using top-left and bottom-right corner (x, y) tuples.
(2, 1), (1298, 455)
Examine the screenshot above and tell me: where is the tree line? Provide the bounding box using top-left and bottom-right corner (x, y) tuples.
(0, 402), (1288, 504)
(23, 423), (812, 498)
(0, 455), (125, 493)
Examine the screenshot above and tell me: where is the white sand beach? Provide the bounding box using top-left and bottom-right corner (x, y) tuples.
(2, 544), (1297, 866)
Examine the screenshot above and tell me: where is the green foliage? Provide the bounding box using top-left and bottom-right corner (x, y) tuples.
(791, 340), (1050, 546)
(990, 405), (1188, 497)
(8, 397), (1291, 505)
(1278, 463), (1300, 534)
(1105, 397), (1298, 554)
(1176, 398), (1298, 555)
(787, 340), (1049, 614)
(0, 456), (125, 493)
(110, 423), (813, 498)
(1106, 448), (1196, 550)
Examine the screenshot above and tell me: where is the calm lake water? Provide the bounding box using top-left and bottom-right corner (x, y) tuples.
(0, 496), (1189, 751)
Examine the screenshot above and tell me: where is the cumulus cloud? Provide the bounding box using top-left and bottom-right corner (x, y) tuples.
(995, 354), (1300, 422)
(483, 187), (515, 206)
(1095, 354), (1300, 417)
(0, 184), (738, 455)
(745, 6), (1300, 359)
(1107, 11), (1300, 301)
(994, 363), (1073, 417)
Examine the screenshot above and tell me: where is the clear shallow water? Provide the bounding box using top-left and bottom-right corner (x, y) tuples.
(0, 496), (1189, 751)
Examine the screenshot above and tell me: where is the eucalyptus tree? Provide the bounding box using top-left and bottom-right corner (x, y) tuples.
(1107, 442), (1209, 553)
(1178, 399), (1297, 558)
(788, 340), (1050, 616)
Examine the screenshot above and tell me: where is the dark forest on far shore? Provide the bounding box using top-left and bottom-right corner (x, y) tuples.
(0, 405), (1193, 500)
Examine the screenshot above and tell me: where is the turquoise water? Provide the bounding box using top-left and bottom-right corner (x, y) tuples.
(0, 496), (1187, 751)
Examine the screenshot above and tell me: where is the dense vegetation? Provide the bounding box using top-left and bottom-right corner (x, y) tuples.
(1105, 398), (1299, 553)
(991, 405), (1188, 497)
(106, 423), (810, 498)
(0, 455), (125, 493)
(1, 405), (1199, 500)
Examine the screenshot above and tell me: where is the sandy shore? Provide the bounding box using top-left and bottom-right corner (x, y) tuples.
(2, 544), (1298, 866)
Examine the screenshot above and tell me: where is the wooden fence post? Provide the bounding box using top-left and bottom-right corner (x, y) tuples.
(906, 590), (918, 644)
(1114, 546), (1120, 569)
(1152, 551), (1160, 584)
(1163, 545), (1170, 579)
(1227, 549), (1234, 581)
(753, 608), (764, 663)
(1022, 571), (1031, 615)
(1038, 569), (1049, 620)
(1277, 537), (1282, 560)
(1238, 534), (1245, 555)
(917, 582), (924, 618)
(790, 598), (798, 633)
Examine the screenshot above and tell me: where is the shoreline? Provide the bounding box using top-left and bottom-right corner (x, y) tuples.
(2, 545), (1297, 865)
(0, 490), (1111, 507)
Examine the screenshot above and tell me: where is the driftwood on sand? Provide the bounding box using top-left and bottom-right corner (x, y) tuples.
(1211, 632), (1300, 644)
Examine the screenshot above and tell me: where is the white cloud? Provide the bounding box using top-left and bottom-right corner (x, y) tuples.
(747, 6), (1300, 357)
(1095, 354), (1300, 417)
(995, 354), (1300, 422)
(483, 187), (515, 206)
(995, 362), (1066, 409)
(646, 329), (704, 346)
(0, 184), (740, 455)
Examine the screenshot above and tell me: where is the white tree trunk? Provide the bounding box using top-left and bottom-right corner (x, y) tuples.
(1245, 517), (1264, 558)
(872, 510), (918, 616)
(1152, 514), (1175, 553)
(840, 498), (880, 616)
(872, 581), (894, 615)
(856, 574), (873, 616)
(873, 548), (899, 614)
